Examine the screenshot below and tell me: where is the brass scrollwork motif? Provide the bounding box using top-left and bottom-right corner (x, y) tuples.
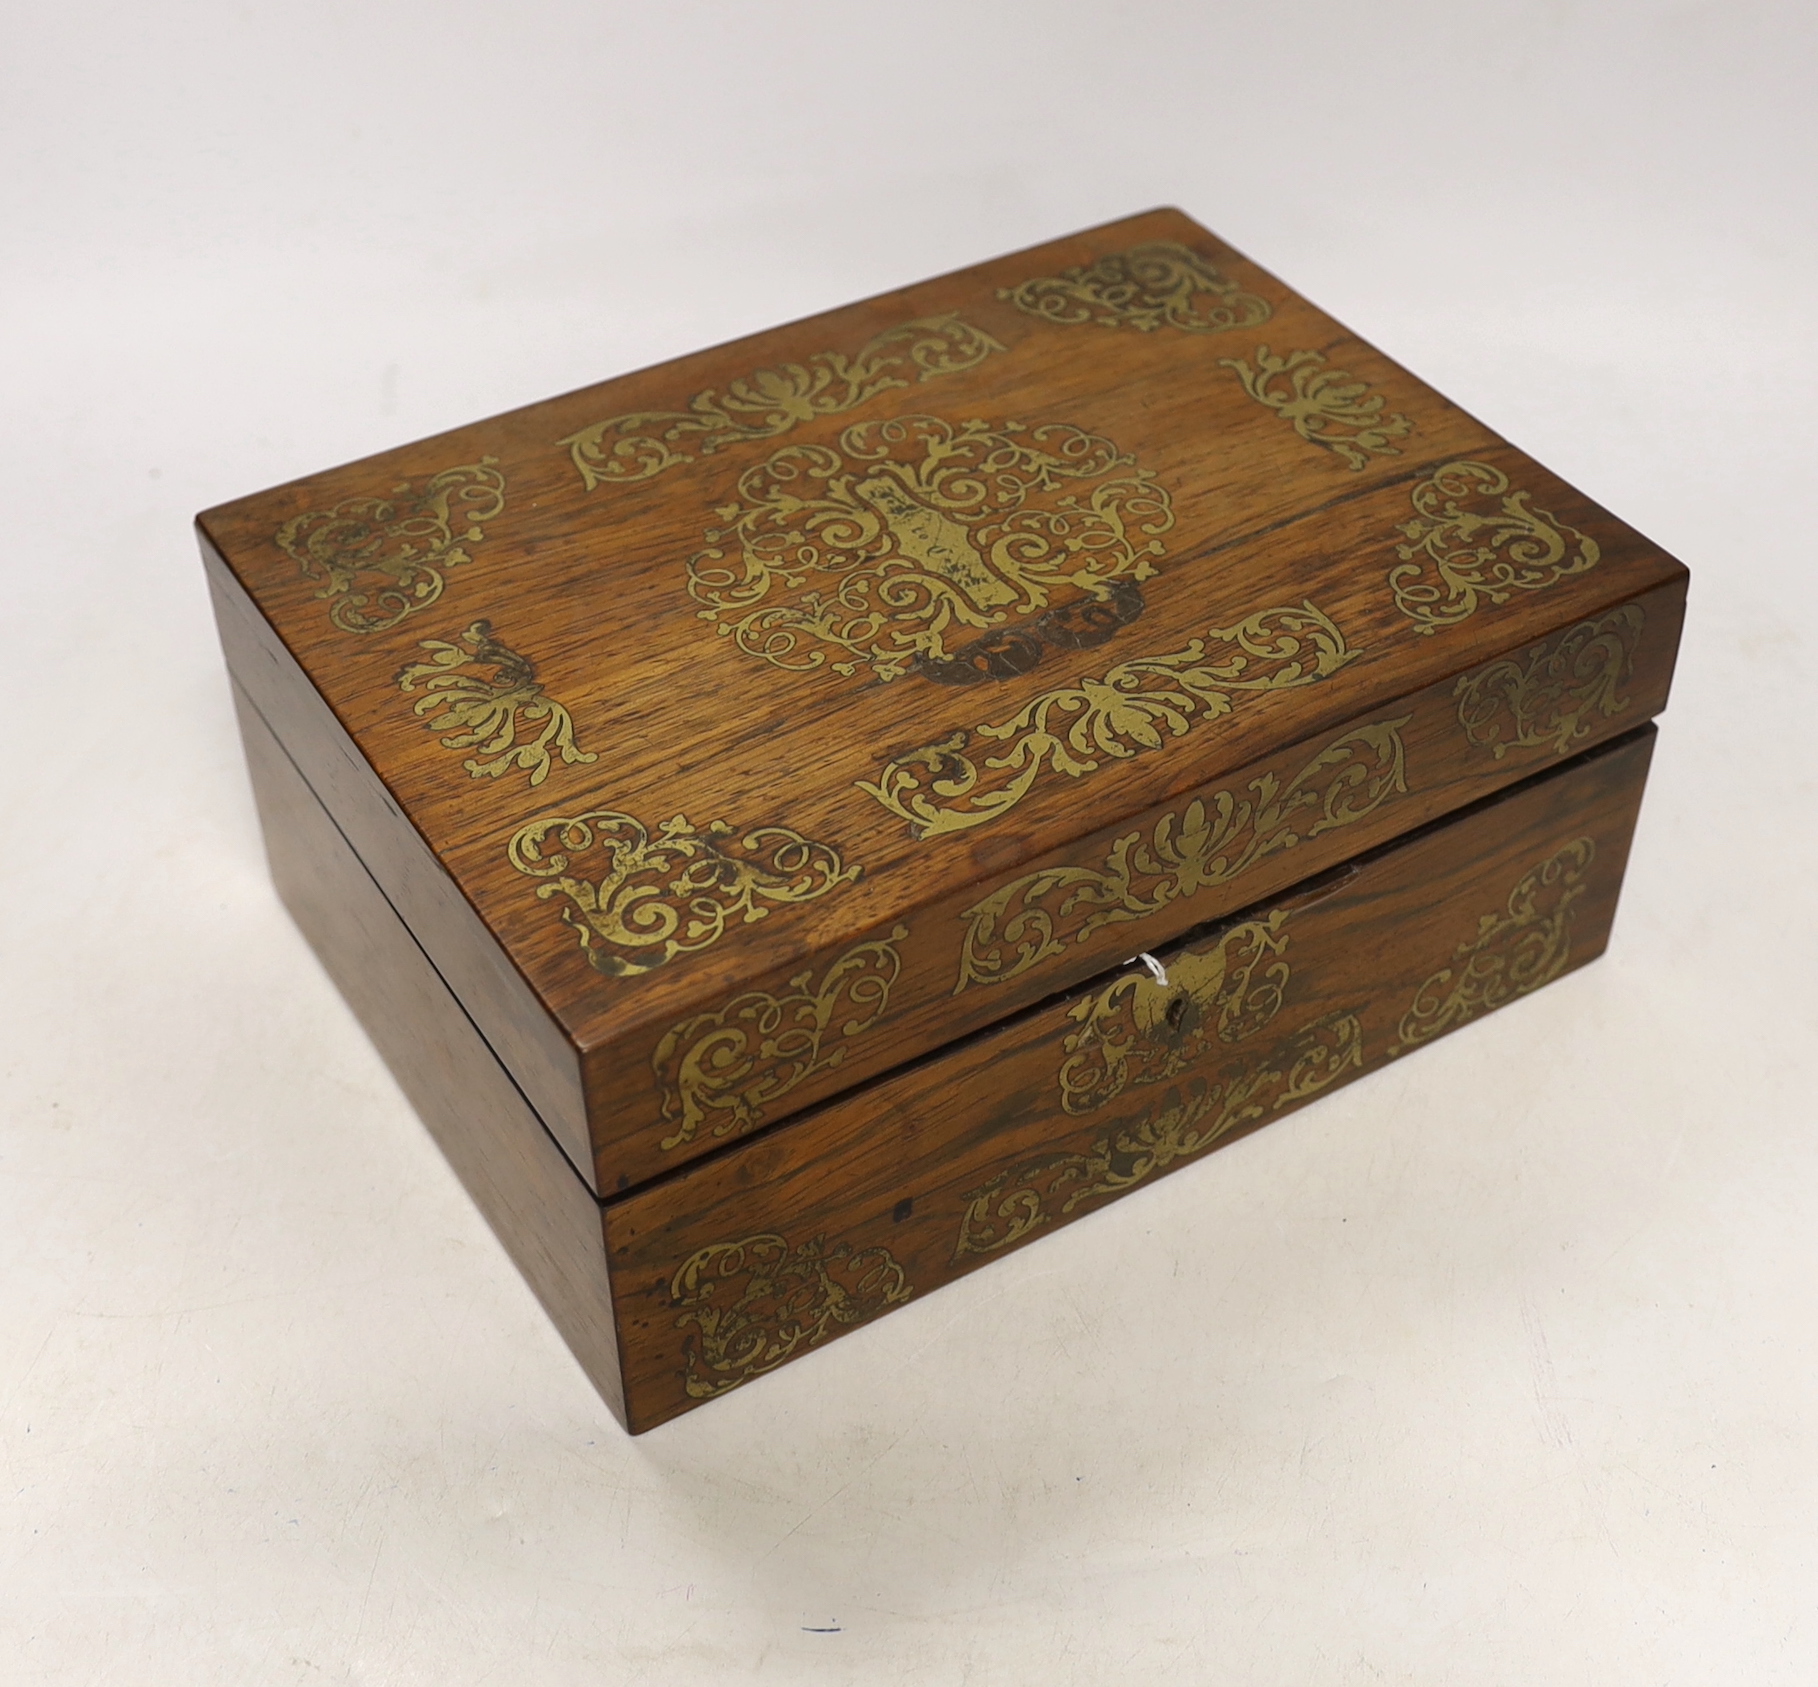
(671, 1231), (914, 1399)
(998, 240), (1271, 335)
(1057, 913), (1292, 1116)
(1389, 461), (1601, 634)
(955, 1013), (1364, 1258)
(508, 810), (859, 979)
(859, 602), (1362, 840)
(951, 717), (1406, 989)
(394, 619), (595, 787)
(275, 457), (507, 635)
(1454, 605), (1646, 759)
(651, 925), (908, 1150)
(1219, 345), (1413, 470)
(686, 414), (1173, 684)
(1390, 838), (1595, 1055)
(560, 314), (1005, 490)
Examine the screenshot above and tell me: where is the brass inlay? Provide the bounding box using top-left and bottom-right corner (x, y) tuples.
(508, 810), (859, 979)
(1390, 838), (1595, 1055)
(650, 924), (908, 1150)
(560, 314), (1005, 490)
(670, 1232), (913, 1400)
(1219, 345), (1413, 470)
(998, 240), (1271, 335)
(1058, 913), (1292, 1116)
(1454, 605), (1646, 759)
(275, 457), (506, 635)
(1389, 461), (1601, 635)
(860, 602), (1362, 840)
(953, 717), (1407, 988)
(394, 619), (595, 787)
(955, 1013), (1363, 1258)
(687, 414), (1173, 684)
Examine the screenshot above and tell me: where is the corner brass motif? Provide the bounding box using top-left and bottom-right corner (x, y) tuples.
(950, 717), (1406, 986)
(954, 1012), (1363, 1259)
(395, 619), (595, 787)
(508, 810), (859, 979)
(275, 457), (507, 635)
(1389, 461), (1601, 634)
(1219, 345), (1413, 470)
(1057, 913), (1292, 1116)
(560, 314), (1005, 490)
(1390, 837), (1595, 1055)
(998, 240), (1271, 335)
(687, 414), (1173, 685)
(1454, 606), (1646, 758)
(670, 1232), (913, 1399)
(651, 925), (908, 1150)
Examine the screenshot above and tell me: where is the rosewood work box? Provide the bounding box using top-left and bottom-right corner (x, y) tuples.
(199, 208), (1686, 1431)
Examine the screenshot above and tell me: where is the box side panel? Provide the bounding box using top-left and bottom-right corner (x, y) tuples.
(604, 726), (1656, 1431)
(233, 683), (626, 1425)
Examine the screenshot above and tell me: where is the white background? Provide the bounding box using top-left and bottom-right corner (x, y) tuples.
(3, 2), (1816, 1681)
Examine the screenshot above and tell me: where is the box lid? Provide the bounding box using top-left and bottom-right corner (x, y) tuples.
(198, 207), (1688, 1196)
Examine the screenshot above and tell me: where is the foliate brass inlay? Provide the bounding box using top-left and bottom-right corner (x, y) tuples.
(951, 718), (1406, 989)
(686, 414), (1173, 685)
(859, 603), (1362, 841)
(394, 620), (595, 787)
(998, 240), (1271, 335)
(1389, 461), (1601, 635)
(508, 810), (859, 979)
(1219, 345), (1413, 471)
(651, 925), (908, 1151)
(1454, 605), (1646, 759)
(670, 1231), (914, 1400)
(1058, 913), (1292, 1117)
(560, 314), (1005, 490)
(275, 457), (506, 635)
(954, 1012), (1363, 1259)
(1390, 838), (1595, 1055)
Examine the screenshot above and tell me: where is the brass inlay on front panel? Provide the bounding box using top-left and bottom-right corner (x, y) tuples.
(998, 240), (1271, 335)
(1453, 606), (1645, 758)
(1219, 345), (1413, 470)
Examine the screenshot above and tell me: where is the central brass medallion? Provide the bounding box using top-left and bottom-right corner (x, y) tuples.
(685, 414), (1174, 685)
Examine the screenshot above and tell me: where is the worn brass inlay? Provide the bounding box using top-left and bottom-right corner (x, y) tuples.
(394, 619), (594, 787)
(952, 717), (1407, 987)
(687, 414), (1173, 685)
(275, 457), (506, 635)
(1454, 605), (1646, 759)
(670, 1232), (914, 1400)
(560, 314), (1005, 490)
(998, 240), (1271, 335)
(651, 925), (908, 1151)
(955, 1012), (1363, 1259)
(508, 810), (859, 978)
(1219, 345), (1413, 470)
(1389, 461), (1601, 635)
(1390, 838), (1595, 1055)
(860, 603), (1362, 840)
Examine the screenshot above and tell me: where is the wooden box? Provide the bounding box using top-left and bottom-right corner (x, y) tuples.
(199, 208), (1686, 1431)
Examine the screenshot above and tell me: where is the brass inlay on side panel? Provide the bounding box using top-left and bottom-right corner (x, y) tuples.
(998, 240), (1271, 335)
(275, 456), (507, 636)
(1453, 606), (1646, 759)
(670, 1232), (914, 1400)
(955, 1012), (1363, 1259)
(687, 414), (1174, 685)
(651, 924), (909, 1151)
(508, 810), (859, 979)
(394, 619), (595, 787)
(859, 603), (1364, 840)
(1389, 838), (1595, 1055)
(1389, 461), (1601, 635)
(1219, 345), (1413, 471)
(952, 717), (1409, 990)
(560, 314), (1005, 490)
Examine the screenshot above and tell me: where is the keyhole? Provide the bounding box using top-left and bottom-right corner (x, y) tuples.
(1164, 993), (1188, 1030)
